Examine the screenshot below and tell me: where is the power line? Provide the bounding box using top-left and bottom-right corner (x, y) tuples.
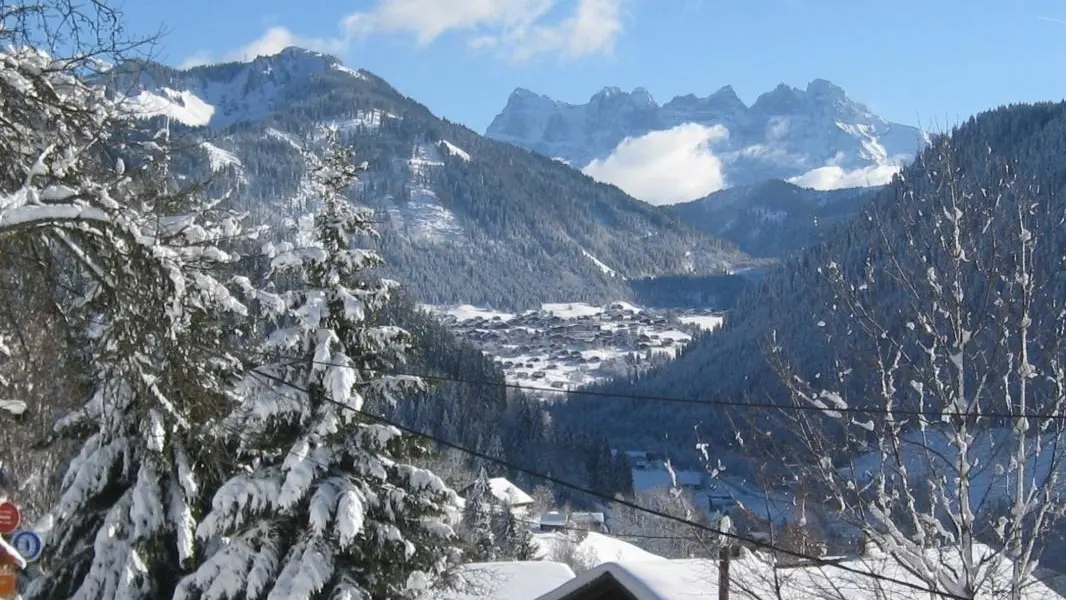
(239, 366), (972, 600)
(261, 352), (1066, 423)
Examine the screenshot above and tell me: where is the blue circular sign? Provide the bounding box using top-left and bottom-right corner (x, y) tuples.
(11, 530), (42, 562)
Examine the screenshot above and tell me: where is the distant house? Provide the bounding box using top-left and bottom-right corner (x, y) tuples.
(538, 511), (568, 532)
(536, 510), (607, 534)
(460, 477), (535, 516)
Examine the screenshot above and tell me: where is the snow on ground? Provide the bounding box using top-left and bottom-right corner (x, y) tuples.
(540, 302), (604, 319)
(678, 314), (724, 331)
(200, 141), (242, 172)
(265, 127), (302, 149)
(121, 88), (215, 127)
(435, 305), (517, 322)
(386, 142), (464, 242)
(331, 64), (369, 80)
(581, 249), (619, 278)
(424, 561), (575, 600)
(439, 140), (472, 162)
(323, 109), (398, 133)
(534, 532), (665, 568)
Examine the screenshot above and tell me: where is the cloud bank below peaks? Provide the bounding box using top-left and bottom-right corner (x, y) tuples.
(582, 123), (730, 206)
(787, 163), (901, 190)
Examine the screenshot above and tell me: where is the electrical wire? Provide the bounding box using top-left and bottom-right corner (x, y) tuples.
(234, 366), (973, 600)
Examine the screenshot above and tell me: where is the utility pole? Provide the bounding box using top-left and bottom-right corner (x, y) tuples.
(719, 545), (731, 600)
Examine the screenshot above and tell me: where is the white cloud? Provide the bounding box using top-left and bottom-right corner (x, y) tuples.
(787, 164), (900, 191)
(347, 0), (623, 62)
(181, 0), (623, 69)
(582, 123), (731, 206)
(180, 26), (349, 68)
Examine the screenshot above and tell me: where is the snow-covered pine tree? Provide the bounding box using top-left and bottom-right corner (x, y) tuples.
(175, 129), (459, 600)
(495, 506), (538, 561)
(0, 6), (253, 596)
(459, 467), (497, 562)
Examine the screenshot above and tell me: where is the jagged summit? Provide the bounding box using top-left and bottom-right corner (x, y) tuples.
(485, 79), (926, 190)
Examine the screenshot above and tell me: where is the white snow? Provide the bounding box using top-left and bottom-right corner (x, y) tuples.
(429, 305), (517, 323)
(424, 561), (575, 600)
(540, 303), (604, 319)
(265, 128), (303, 150)
(384, 142), (464, 243)
(581, 249), (619, 278)
(324, 110), (398, 134)
(200, 142), (242, 172)
(121, 88), (215, 127)
(439, 140), (471, 162)
(536, 547), (1065, 600)
(678, 315), (724, 331)
(331, 64), (368, 81)
(533, 531), (665, 568)
(485, 477), (533, 506)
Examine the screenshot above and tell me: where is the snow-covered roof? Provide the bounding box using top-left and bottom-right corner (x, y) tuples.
(487, 477), (533, 506)
(533, 532), (665, 567)
(534, 548), (1066, 600)
(425, 561), (575, 600)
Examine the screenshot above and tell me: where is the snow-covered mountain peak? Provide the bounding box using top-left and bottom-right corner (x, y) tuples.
(751, 83), (807, 115)
(110, 46), (374, 129)
(485, 80), (928, 197)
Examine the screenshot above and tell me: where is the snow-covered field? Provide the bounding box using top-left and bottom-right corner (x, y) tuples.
(425, 301), (725, 395)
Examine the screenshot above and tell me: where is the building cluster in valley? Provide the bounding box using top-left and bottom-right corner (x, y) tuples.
(427, 302), (724, 393)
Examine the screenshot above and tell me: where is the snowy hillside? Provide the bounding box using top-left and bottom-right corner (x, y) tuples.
(485, 81), (929, 203)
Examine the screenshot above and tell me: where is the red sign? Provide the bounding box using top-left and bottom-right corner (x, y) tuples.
(0, 503), (19, 535)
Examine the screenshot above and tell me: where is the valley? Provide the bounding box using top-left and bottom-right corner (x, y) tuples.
(424, 301), (724, 395)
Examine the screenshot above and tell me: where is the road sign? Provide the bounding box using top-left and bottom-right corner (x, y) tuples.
(11, 530), (42, 562)
(0, 503), (18, 535)
(0, 563), (15, 599)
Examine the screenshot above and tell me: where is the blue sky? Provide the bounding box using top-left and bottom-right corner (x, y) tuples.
(123, 0), (1066, 134)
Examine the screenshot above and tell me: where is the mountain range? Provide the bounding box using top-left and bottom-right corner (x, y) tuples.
(485, 81), (929, 196)
(105, 47), (762, 310)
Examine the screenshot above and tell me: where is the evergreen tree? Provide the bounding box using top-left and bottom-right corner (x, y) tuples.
(459, 467), (496, 562)
(175, 130), (458, 600)
(495, 507), (538, 561)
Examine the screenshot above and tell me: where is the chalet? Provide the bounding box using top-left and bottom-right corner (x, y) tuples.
(538, 511), (568, 532)
(460, 477), (535, 516)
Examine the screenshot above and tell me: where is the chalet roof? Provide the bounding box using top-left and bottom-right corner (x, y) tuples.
(487, 477), (534, 506)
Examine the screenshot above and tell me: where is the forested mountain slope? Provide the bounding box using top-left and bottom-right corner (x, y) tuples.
(106, 48), (755, 310)
(666, 179), (879, 258)
(557, 101), (1066, 459)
